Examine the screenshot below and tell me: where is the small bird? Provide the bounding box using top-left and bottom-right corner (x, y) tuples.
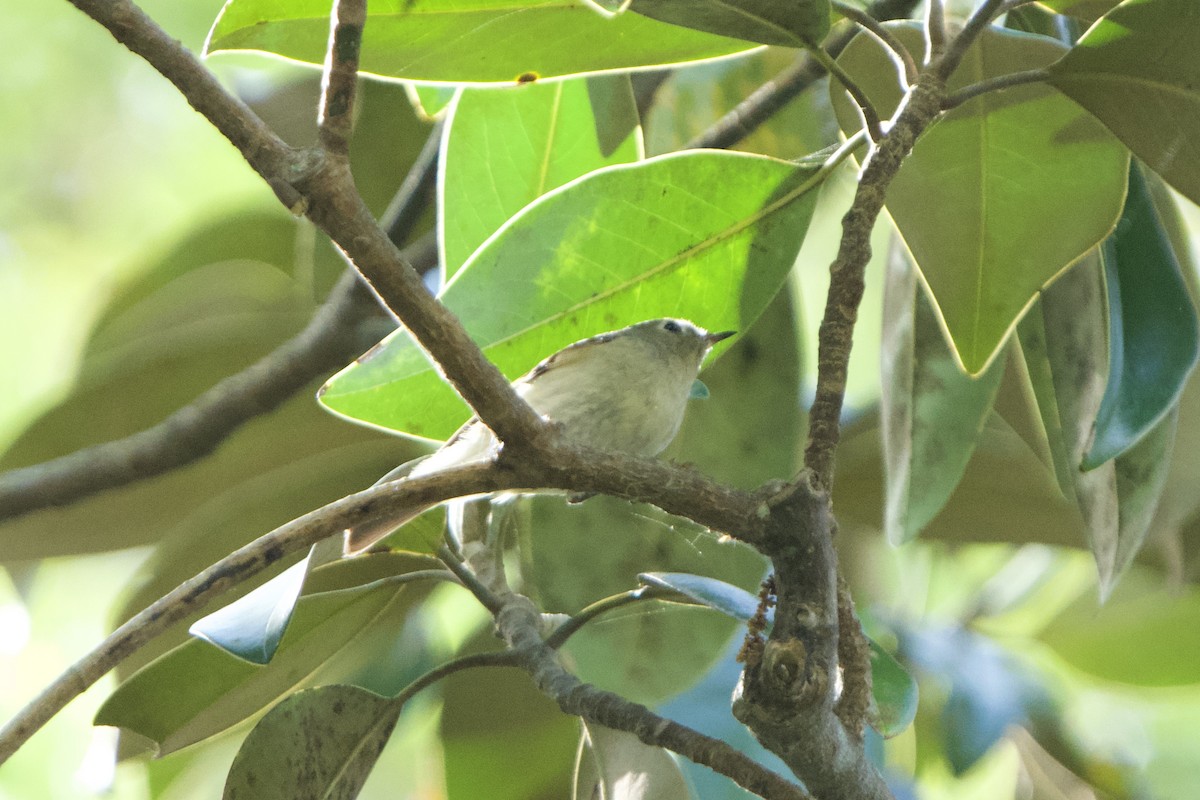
(344, 318), (734, 554)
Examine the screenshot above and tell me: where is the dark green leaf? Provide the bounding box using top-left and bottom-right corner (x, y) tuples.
(881, 243), (1004, 544)
(868, 640), (918, 739)
(206, 0), (758, 83)
(223, 685), (400, 800)
(630, 0), (830, 48)
(574, 722), (691, 800)
(1083, 162), (1199, 468)
(321, 151), (819, 439)
(834, 23), (1127, 373)
(441, 77), (642, 278)
(1047, 0), (1200, 204)
(1019, 256), (1176, 595)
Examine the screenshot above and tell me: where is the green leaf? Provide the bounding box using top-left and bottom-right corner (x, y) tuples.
(881, 243), (1004, 544)
(222, 685), (400, 800)
(834, 23), (1128, 373)
(1083, 162), (1199, 468)
(321, 150), (820, 439)
(638, 572), (760, 622)
(869, 639), (918, 739)
(629, 0), (830, 48)
(440, 77), (642, 279)
(1047, 0), (1200, 204)
(95, 581), (409, 755)
(440, 640), (578, 799)
(1018, 256), (1176, 596)
(574, 722), (691, 800)
(205, 0), (758, 83)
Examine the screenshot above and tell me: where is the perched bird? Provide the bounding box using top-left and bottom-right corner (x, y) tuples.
(344, 318), (734, 554)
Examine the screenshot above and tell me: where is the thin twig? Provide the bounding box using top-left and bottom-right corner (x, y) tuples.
(832, 0), (918, 85)
(544, 589), (649, 650)
(941, 67), (1051, 109)
(391, 651), (519, 707)
(685, 0), (921, 150)
(925, 0), (947, 64)
(805, 44), (885, 141)
(934, 0), (1008, 80)
(318, 0), (366, 157)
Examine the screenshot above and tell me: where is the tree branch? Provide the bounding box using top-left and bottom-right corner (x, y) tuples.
(0, 267), (374, 521)
(940, 67), (1051, 109)
(803, 71), (945, 491)
(686, 0), (920, 150)
(66, 0), (546, 454)
(806, 45), (885, 141)
(933, 0), (1007, 80)
(496, 593), (812, 800)
(318, 0), (366, 157)
(924, 0), (947, 64)
(832, 1), (918, 85)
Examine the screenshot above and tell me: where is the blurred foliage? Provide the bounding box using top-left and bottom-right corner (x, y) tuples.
(4, 1), (1200, 799)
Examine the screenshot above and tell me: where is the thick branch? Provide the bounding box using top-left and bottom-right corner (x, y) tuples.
(734, 479), (891, 800)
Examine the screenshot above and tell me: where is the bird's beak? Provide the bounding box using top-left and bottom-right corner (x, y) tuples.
(705, 330), (736, 346)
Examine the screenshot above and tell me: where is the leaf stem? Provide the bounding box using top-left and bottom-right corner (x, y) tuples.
(941, 68), (1051, 109)
(925, 0), (947, 63)
(805, 44), (885, 141)
(544, 589), (652, 649)
(832, 0), (918, 85)
(390, 651), (520, 708)
(934, 0), (1008, 80)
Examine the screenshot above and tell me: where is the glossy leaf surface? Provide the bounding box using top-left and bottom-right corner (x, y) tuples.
(322, 151), (818, 439)
(834, 23), (1127, 373)
(440, 77), (641, 278)
(1083, 162), (1199, 468)
(206, 0), (758, 83)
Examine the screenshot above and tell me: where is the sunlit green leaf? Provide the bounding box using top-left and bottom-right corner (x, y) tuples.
(881, 244), (1004, 545)
(440, 77), (642, 278)
(1047, 0), (1200, 204)
(834, 23), (1127, 373)
(629, 0), (830, 48)
(1083, 162), (1199, 468)
(321, 150), (819, 439)
(1036, 0), (1119, 21)
(222, 685), (399, 800)
(205, 0), (759, 83)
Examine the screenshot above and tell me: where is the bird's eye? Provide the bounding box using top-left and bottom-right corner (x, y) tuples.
(663, 320), (681, 333)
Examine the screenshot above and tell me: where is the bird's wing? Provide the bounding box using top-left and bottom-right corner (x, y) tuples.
(521, 330), (620, 384)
